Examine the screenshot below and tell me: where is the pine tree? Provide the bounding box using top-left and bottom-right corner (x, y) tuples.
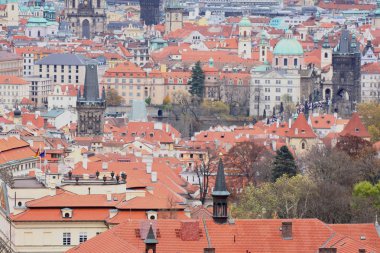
(189, 61), (205, 99)
(272, 146), (297, 182)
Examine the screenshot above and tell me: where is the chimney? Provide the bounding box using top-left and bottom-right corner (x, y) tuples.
(83, 154), (88, 169)
(151, 171), (157, 182)
(319, 248), (337, 253)
(288, 118), (292, 128)
(146, 162), (152, 174)
(281, 222), (292, 240)
(106, 191), (112, 201)
(204, 248), (215, 253)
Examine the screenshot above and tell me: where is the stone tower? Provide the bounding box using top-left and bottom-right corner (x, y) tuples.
(259, 29), (269, 63)
(331, 28), (361, 115)
(212, 158), (230, 224)
(65, 0), (106, 38)
(373, 0), (380, 29)
(321, 34), (332, 69)
(238, 17), (252, 59)
(76, 63), (106, 136)
(164, 0), (183, 35)
(139, 0), (160, 25)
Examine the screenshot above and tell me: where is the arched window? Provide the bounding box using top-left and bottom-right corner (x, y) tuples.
(324, 52), (328, 58)
(294, 58), (298, 66)
(284, 58), (288, 66)
(301, 142), (306, 149)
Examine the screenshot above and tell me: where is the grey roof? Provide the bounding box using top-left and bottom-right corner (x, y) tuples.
(36, 53), (89, 66)
(144, 224), (158, 244)
(212, 158), (230, 196)
(13, 177), (45, 189)
(42, 109), (65, 118)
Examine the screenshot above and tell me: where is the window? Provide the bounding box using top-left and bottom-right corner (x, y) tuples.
(63, 233), (71, 246)
(276, 96), (281, 101)
(276, 80), (281, 84)
(79, 232), (87, 243)
(284, 58), (288, 66)
(264, 96), (270, 101)
(264, 88), (270, 92)
(276, 88), (281, 92)
(294, 58), (298, 66)
(287, 88), (293, 93)
(288, 80), (293, 85)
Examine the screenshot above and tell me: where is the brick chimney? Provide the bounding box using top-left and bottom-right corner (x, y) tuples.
(319, 248), (337, 253)
(281, 222), (292, 240)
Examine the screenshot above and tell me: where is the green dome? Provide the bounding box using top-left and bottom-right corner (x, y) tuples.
(273, 38), (304, 56)
(239, 17), (251, 27)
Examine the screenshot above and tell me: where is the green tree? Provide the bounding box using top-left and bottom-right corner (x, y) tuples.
(106, 88), (124, 106)
(188, 61), (205, 99)
(232, 175), (315, 219)
(357, 102), (380, 142)
(145, 97), (151, 105)
(272, 146), (297, 182)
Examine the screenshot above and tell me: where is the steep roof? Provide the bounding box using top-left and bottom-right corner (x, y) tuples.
(339, 112), (370, 138)
(287, 113), (317, 138)
(67, 219), (380, 253)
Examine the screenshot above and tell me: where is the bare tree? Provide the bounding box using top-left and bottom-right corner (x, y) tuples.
(0, 168), (13, 187)
(194, 148), (218, 204)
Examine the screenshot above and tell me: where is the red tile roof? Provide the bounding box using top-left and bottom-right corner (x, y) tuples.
(339, 113), (370, 139)
(287, 113), (317, 138)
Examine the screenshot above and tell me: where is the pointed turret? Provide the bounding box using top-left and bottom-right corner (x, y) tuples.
(144, 223), (158, 253)
(212, 158), (230, 224)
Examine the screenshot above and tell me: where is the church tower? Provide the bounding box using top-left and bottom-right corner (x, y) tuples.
(331, 29), (361, 115)
(65, 0), (106, 38)
(238, 17), (252, 59)
(76, 63), (106, 136)
(321, 34), (332, 69)
(212, 158), (230, 224)
(164, 0), (183, 35)
(373, 0), (380, 29)
(259, 30), (269, 63)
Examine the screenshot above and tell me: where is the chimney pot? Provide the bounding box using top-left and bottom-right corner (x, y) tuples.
(282, 221), (293, 240)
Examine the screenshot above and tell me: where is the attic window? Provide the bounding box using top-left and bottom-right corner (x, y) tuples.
(360, 235), (366, 240)
(355, 128), (360, 132)
(301, 130), (305, 134)
(150, 133), (154, 137)
(314, 120), (318, 124)
(131, 132), (136, 137)
(327, 120), (331, 124)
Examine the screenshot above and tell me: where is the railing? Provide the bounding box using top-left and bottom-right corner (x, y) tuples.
(0, 235), (14, 253)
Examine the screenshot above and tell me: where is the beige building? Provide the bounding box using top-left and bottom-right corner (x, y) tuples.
(361, 62), (380, 102)
(164, 1), (184, 35)
(0, 0), (19, 27)
(0, 75), (30, 109)
(34, 53), (87, 85)
(0, 50), (23, 77)
(250, 64), (301, 117)
(25, 76), (52, 108)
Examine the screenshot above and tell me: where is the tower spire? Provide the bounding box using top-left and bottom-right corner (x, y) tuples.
(212, 157), (230, 224)
(144, 223), (158, 253)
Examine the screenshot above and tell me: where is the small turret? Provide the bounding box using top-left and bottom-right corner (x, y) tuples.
(212, 157), (230, 224)
(144, 223), (158, 253)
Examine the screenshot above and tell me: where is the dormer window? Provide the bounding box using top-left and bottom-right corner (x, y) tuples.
(61, 208), (73, 218)
(355, 128), (360, 132)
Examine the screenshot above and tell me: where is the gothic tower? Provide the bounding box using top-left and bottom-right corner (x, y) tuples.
(139, 0), (160, 25)
(238, 17), (252, 59)
(331, 28), (361, 115)
(76, 63), (106, 136)
(144, 224), (158, 253)
(321, 34), (332, 69)
(259, 30), (269, 63)
(212, 158), (230, 224)
(164, 0), (183, 35)
(65, 0), (106, 38)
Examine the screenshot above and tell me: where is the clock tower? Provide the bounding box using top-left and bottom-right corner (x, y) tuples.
(164, 0), (183, 35)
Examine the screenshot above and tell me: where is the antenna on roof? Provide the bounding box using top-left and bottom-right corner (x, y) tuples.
(376, 214), (379, 226)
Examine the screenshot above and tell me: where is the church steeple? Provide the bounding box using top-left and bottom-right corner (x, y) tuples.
(144, 224), (158, 253)
(212, 157), (230, 224)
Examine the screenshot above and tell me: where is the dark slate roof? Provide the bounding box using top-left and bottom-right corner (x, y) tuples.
(334, 29), (360, 54)
(212, 158), (230, 196)
(363, 40), (374, 56)
(144, 224), (158, 244)
(81, 63), (102, 101)
(35, 53), (89, 66)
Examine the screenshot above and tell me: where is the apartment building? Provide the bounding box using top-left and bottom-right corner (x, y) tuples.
(0, 75), (30, 109)
(0, 50), (23, 77)
(34, 53), (88, 85)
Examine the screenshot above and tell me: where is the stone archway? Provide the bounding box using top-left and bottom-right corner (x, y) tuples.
(82, 19), (90, 39)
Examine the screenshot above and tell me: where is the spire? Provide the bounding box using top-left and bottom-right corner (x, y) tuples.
(322, 34), (330, 49)
(144, 223), (158, 253)
(82, 63), (101, 101)
(212, 158), (229, 196)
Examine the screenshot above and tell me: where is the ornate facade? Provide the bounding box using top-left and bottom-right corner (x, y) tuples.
(330, 29), (361, 115)
(65, 0), (106, 38)
(76, 63), (106, 136)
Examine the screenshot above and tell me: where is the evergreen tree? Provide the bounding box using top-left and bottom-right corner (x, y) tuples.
(272, 146), (297, 182)
(263, 109), (267, 119)
(279, 102), (284, 114)
(189, 61), (205, 99)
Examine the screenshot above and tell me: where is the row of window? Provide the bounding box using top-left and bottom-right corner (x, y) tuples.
(63, 232), (91, 246)
(362, 82), (379, 88)
(254, 80), (294, 85)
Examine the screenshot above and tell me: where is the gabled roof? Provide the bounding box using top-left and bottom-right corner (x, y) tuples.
(287, 113), (317, 138)
(339, 112), (370, 139)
